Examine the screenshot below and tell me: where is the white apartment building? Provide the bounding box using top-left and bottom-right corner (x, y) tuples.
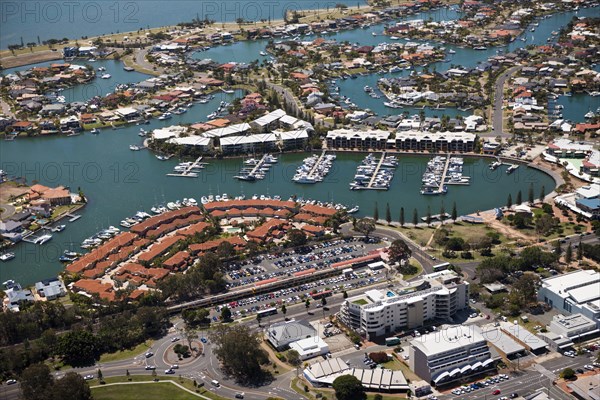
(339, 271), (469, 339)
(409, 326), (495, 386)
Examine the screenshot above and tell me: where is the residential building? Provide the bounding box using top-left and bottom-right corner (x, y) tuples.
(325, 129), (391, 150)
(266, 319), (317, 350)
(35, 278), (67, 300)
(3, 282), (34, 312)
(538, 270), (600, 328)
(409, 326), (495, 386)
(339, 271), (469, 339)
(393, 131), (477, 152)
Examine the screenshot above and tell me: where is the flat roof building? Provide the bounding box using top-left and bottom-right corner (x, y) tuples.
(409, 326), (495, 386)
(339, 271), (469, 339)
(289, 336), (329, 360)
(548, 313), (599, 341)
(477, 325), (526, 359)
(538, 270), (600, 328)
(498, 322), (548, 354)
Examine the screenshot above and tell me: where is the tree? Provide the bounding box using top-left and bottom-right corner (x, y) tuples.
(528, 182), (534, 204)
(343, 291), (348, 299)
(516, 190), (522, 205)
(221, 306), (232, 322)
(209, 325), (270, 384)
(577, 240), (583, 261)
(355, 218), (375, 238)
(216, 241), (236, 259)
(385, 203), (391, 224)
(321, 296), (327, 307)
(51, 372), (92, 400)
(55, 330), (98, 366)
(287, 349), (301, 367)
(553, 240), (562, 255)
(388, 239), (412, 263)
(451, 201), (457, 222)
(507, 193), (512, 209)
(540, 185), (546, 201)
(373, 201), (379, 221)
(565, 243), (572, 264)
(305, 299), (310, 311)
(412, 208), (419, 226)
(399, 207), (405, 227)
(97, 368), (103, 382)
(281, 304), (287, 317)
(560, 368), (575, 380)
(288, 229), (307, 247)
(511, 273), (538, 308)
(20, 363), (53, 400)
(332, 375), (366, 400)
(426, 206), (432, 226)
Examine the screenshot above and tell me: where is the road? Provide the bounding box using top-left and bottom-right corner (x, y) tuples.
(489, 66), (521, 139)
(266, 81), (303, 118)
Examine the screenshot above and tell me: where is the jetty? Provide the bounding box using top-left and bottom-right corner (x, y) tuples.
(167, 156), (204, 178)
(248, 154), (270, 179)
(307, 150), (328, 181)
(437, 155), (451, 193)
(366, 152), (388, 190)
(350, 153), (397, 191)
(67, 213), (81, 222)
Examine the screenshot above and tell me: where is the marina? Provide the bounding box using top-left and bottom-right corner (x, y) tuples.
(234, 154), (278, 181)
(167, 156), (207, 178)
(292, 151), (336, 184)
(350, 152), (398, 191)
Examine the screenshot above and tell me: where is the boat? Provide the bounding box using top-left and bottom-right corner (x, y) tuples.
(51, 225), (66, 232)
(0, 252), (15, 262)
(372, 32), (377, 36)
(90, 128), (99, 134)
(506, 164), (519, 174)
(59, 255), (75, 262)
(100, 73), (111, 79)
(384, 102), (403, 109)
(156, 154), (172, 161)
(390, 36), (400, 40)
(347, 206), (359, 214)
(158, 112), (172, 120)
(139, 128), (147, 136)
(585, 111), (596, 119)
(489, 161), (502, 170)
(206, 112), (218, 120)
(123, 66), (134, 71)
(473, 46), (487, 50)
(129, 144), (141, 151)
(221, 88), (235, 94)
(98, 66), (106, 71)
(234, 175), (256, 181)
(36, 234), (53, 245)
(448, 49), (456, 54)
(259, 51), (268, 56)
(389, 66), (402, 73)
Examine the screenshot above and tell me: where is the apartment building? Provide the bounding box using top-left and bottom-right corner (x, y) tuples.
(339, 271), (469, 339)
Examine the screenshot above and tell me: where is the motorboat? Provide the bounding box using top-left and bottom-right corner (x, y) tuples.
(100, 73), (111, 79)
(0, 252), (15, 262)
(51, 225), (66, 232)
(90, 128), (99, 134)
(158, 112), (172, 120)
(130, 144), (141, 151)
(260, 51), (268, 56)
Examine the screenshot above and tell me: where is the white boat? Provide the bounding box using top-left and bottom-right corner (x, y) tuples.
(347, 206), (359, 214)
(448, 49), (456, 54)
(389, 66), (402, 73)
(259, 51), (267, 56)
(506, 164), (519, 174)
(372, 32), (377, 36)
(158, 112), (172, 120)
(98, 66), (106, 71)
(201, 196), (209, 204)
(489, 161), (501, 170)
(90, 128), (99, 134)
(221, 88), (235, 94)
(390, 36), (400, 40)
(0, 252), (15, 262)
(100, 73), (111, 79)
(130, 144), (141, 151)
(206, 112), (218, 120)
(36, 234), (53, 245)
(139, 128), (147, 137)
(585, 111), (596, 119)
(52, 225), (66, 232)
(384, 102), (402, 109)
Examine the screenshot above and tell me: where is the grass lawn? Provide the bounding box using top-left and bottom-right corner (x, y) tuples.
(92, 382), (195, 400)
(99, 340), (154, 363)
(402, 259), (423, 280)
(353, 298), (369, 305)
(388, 358), (420, 382)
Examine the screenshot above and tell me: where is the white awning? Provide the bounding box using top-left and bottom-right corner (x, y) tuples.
(482, 358), (494, 367)
(460, 364), (472, 374)
(449, 367), (461, 376)
(433, 371), (450, 384)
(472, 361), (483, 369)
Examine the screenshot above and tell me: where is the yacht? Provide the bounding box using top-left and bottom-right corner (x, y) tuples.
(98, 66), (106, 71)
(0, 252), (15, 262)
(448, 49), (456, 54)
(139, 128), (147, 136)
(90, 128), (99, 134)
(36, 234), (53, 245)
(129, 144), (141, 151)
(51, 225), (66, 232)
(389, 66), (402, 73)
(585, 111), (596, 119)
(100, 73), (111, 79)
(259, 51), (268, 56)
(372, 32), (377, 36)
(489, 160), (502, 170)
(206, 112), (218, 120)
(473, 46), (487, 50)
(390, 36), (400, 40)
(221, 88), (235, 94)
(347, 206), (360, 214)
(201, 196), (209, 204)
(173, 107), (187, 115)
(506, 164), (519, 174)
(158, 112), (172, 120)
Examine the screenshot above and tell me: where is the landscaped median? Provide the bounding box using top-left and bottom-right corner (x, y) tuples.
(90, 375), (230, 400)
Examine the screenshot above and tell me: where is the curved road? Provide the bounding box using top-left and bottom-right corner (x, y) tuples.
(490, 65), (522, 138)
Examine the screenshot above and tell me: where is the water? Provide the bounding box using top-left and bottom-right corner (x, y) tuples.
(0, 127), (555, 286)
(1, 0), (368, 49)
(556, 94), (600, 122)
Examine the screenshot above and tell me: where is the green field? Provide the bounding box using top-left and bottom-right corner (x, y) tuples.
(92, 382), (197, 400)
(99, 340), (154, 363)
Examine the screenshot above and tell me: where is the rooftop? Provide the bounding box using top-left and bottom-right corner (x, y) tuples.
(411, 326), (487, 357)
(541, 270), (600, 302)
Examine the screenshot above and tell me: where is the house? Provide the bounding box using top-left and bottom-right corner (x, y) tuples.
(35, 278), (67, 300)
(266, 319), (317, 350)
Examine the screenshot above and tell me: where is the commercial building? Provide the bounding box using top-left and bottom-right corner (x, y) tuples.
(409, 326), (496, 386)
(288, 336), (330, 360)
(325, 129), (391, 150)
(498, 322), (548, 354)
(266, 319), (317, 350)
(339, 271), (469, 339)
(477, 325), (526, 359)
(538, 270), (600, 328)
(303, 358), (409, 392)
(548, 313), (599, 342)
(566, 373), (600, 400)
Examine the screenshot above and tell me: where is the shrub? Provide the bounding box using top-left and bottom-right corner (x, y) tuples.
(369, 351), (389, 364)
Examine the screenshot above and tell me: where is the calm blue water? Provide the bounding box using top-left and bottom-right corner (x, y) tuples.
(1, 0), (367, 49)
(556, 94), (600, 122)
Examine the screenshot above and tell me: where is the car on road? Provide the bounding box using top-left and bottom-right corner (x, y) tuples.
(83, 375), (94, 380)
(235, 393), (245, 399)
(6, 379), (17, 385)
(200, 337), (208, 343)
(492, 389), (501, 395)
(145, 351), (153, 358)
(510, 393), (518, 399)
(165, 369), (175, 374)
(576, 368), (585, 374)
(171, 364), (179, 369)
(171, 337), (180, 342)
(145, 365), (156, 370)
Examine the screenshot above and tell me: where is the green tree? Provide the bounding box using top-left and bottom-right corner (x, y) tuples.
(516, 190), (522, 205)
(221, 306), (232, 322)
(287, 349), (301, 367)
(373, 201), (379, 221)
(528, 182), (535, 204)
(511, 273), (538, 308)
(288, 229), (307, 247)
(540, 185), (546, 201)
(412, 208), (419, 226)
(20, 363), (53, 400)
(343, 291), (348, 299)
(355, 218), (376, 238)
(281, 304), (287, 317)
(399, 207), (405, 227)
(388, 239), (412, 263)
(332, 375), (366, 400)
(209, 325), (270, 384)
(52, 372), (92, 400)
(426, 206), (432, 227)
(216, 241), (236, 259)
(305, 299), (310, 311)
(553, 240), (562, 255)
(451, 201), (457, 222)
(577, 240), (583, 261)
(565, 243), (572, 264)
(55, 330), (98, 366)
(560, 368), (575, 380)
(385, 203), (391, 224)
(507, 193), (512, 209)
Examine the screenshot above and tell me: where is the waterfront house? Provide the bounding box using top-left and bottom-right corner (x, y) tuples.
(326, 128), (390, 150)
(35, 278), (67, 300)
(3, 283), (34, 312)
(0, 220), (23, 242)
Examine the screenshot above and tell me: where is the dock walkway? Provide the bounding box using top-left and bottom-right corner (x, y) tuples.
(438, 155), (451, 194)
(167, 156), (203, 178)
(307, 150), (327, 181)
(367, 152), (387, 190)
(248, 154), (269, 179)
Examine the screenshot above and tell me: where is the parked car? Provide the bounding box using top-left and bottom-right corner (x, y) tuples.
(5, 379), (17, 385)
(145, 365), (156, 370)
(492, 389), (501, 395)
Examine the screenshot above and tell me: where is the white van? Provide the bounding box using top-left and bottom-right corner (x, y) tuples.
(211, 380), (220, 387)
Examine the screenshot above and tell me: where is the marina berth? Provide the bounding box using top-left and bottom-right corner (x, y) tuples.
(292, 151), (336, 184)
